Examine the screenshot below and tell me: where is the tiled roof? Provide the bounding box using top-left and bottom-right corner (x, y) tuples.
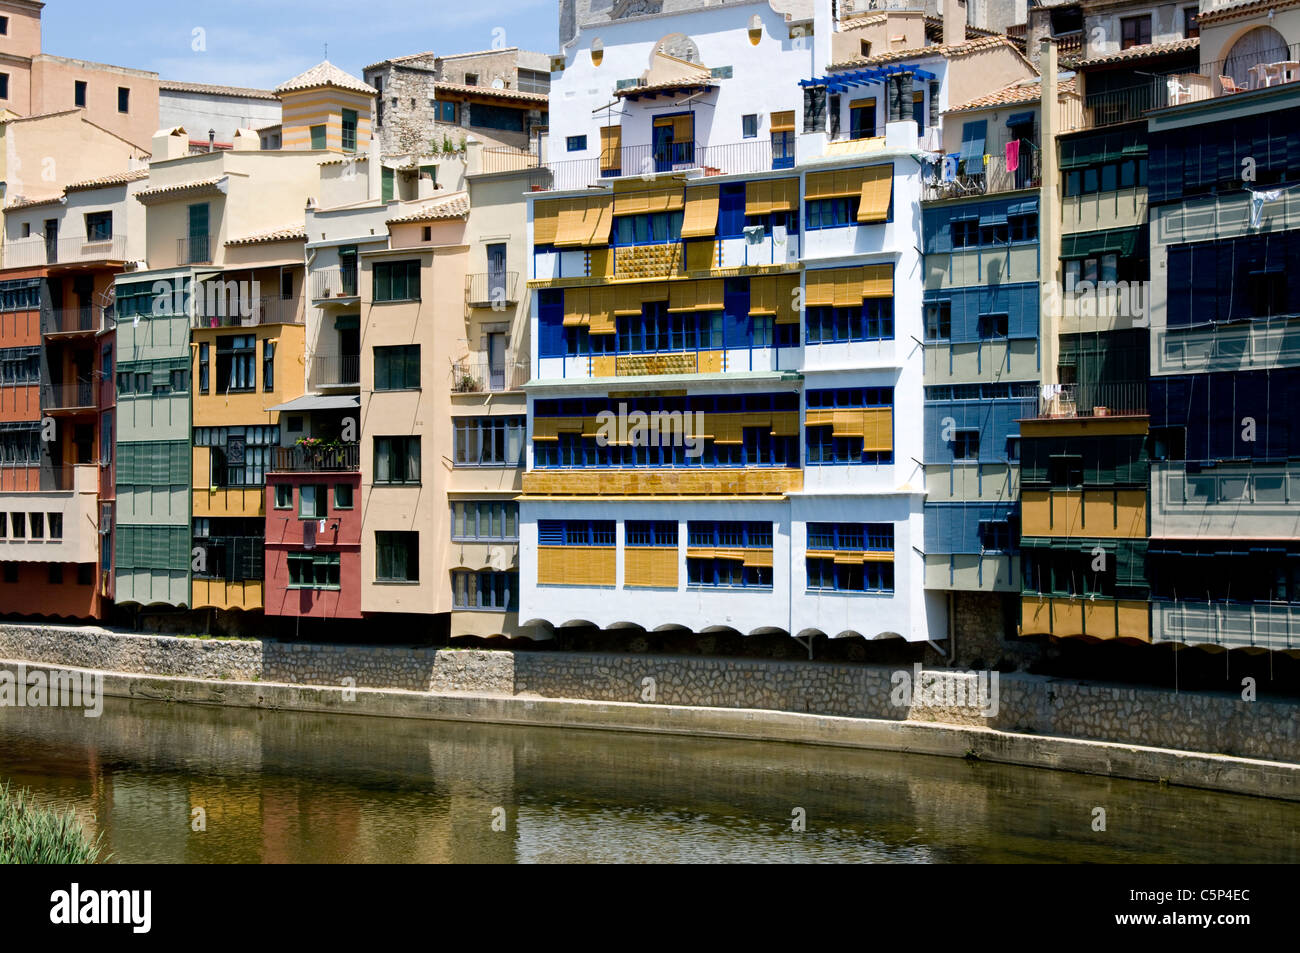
(1075, 37), (1199, 68)
(613, 76), (717, 99)
(828, 35), (1016, 71)
(434, 81), (548, 104)
(135, 176), (226, 201)
(386, 195), (469, 224)
(160, 80), (278, 100)
(317, 154), (370, 166)
(64, 169), (150, 192)
(225, 224), (307, 246)
(5, 193), (64, 210)
(363, 50), (438, 71)
(947, 77), (1078, 112)
(1198, 0), (1300, 25)
(275, 61), (376, 96)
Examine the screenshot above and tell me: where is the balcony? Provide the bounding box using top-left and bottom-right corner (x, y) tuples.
(0, 234), (128, 269)
(42, 305), (110, 336)
(271, 443), (360, 472)
(41, 381), (96, 412)
(450, 358), (528, 394)
(922, 147), (1042, 202)
(0, 463), (99, 563)
(310, 265), (359, 301)
(177, 234), (213, 265)
(1152, 600), (1300, 651)
(1034, 382), (1147, 418)
(544, 138), (792, 192)
(314, 354), (360, 387)
(466, 271), (520, 308)
(480, 146), (543, 176)
(193, 295), (304, 328)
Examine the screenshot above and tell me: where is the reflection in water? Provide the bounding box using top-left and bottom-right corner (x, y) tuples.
(1, 696), (1298, 863)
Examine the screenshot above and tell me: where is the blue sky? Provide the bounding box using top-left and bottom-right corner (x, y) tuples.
(43, 0), (559, 89)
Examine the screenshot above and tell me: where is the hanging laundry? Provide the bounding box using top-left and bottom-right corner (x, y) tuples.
(942, 154), (958, 182)
(1005, 139), (1020, 173)
(743, 224), (765, 245)
(1249, 189), (1283, 228)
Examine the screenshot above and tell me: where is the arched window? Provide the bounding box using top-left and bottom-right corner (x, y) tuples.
(1224, 26), (1289, 88)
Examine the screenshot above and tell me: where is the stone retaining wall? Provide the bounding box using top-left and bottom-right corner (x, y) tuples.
(1, 624), (1297, 765)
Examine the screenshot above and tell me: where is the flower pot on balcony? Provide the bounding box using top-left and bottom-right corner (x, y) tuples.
(1093, 406), (1110, 417)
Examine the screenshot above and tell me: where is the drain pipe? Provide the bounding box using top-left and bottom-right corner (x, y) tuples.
(948, 591), (956, 667)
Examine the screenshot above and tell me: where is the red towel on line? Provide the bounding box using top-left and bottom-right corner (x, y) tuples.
(1005, 139), (1020, 173)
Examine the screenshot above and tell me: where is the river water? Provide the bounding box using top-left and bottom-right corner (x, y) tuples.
(1, 696), (1298, 863)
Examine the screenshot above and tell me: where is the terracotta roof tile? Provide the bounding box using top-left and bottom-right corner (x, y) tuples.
(65, 169), (150, 192)
(828, 34), (1014, 71)
(276, 61), (376, 96)
(160, 80), (279, 101)
(386, 195), (469, 224)
(434, 81), (548, 104)
(225, 224), (308, 246)
(613, 76), (717, 98)
(1075, 37), (1199, 68)
(947, 77), (1078, 113)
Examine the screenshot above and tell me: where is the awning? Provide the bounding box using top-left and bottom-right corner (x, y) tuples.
(799, 63), (938, 94)
(978, 211), (1007, 226)
(959, 119), (987, 161)
(1008, 198), (1038, 216)
(1060, 225), (1147, 259)
(269, 394), (360, 412)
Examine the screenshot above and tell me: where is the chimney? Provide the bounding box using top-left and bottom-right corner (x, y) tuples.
(151, 127), (189, 161)
(208, 129), (216, 153)
(943, 0), (966, 47)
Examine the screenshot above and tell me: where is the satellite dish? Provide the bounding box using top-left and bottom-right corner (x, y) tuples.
(492, 77), (505, 89)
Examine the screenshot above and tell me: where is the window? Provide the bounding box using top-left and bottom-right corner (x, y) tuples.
(626, 520), (678, 547)
(464, 73), (479, 86)
(0, 16), (7, 34)
(187, 203), (209, 263)
(611, 211), (683, 245)
(849, 98), (875, 140)
(310, 124), (326, 149)
(375, 531), (419, 582)
(925, 301), (951, 340)
(453, 416), (525, 467)
(0, 73), (10, 100)
(74, 80), (87, 107)
(341, 108), (357, 152)
(1050, 454), (1084, 488)
(20, 223), (29, 238)
(374, 436), (421, 485)
(9, 515), (22, 539)
(29, 513), (43, 539)
(1183, 7), (1199, 38)
(85, 211), (112, 242)
(952, 429), (980, 462)
(298, 484), (327, 518)
(288, 552), (340, 589)
(979, 520), (1014, 552)
(538, 519), (616, 546)
(274, 484), (293, 509)
(617, 306), (722, 353)
(279, 270), (293, 300)
(382, 166), (394, 202)
(805, 300), (894, 344)
(742, 114), (758, 139)
(198, 343), (209, 394)
(374, 344), (420, 390)
(1009, 213), (1038, 242)
(373, 260), (421, 301)
(77, 564), (94, 586)
(806, 557), (893, 593)
(262, 339), (275, 391)
(804, 387), (894, 465)
(977, 313), (1009, 339)
(0, 513), (5, 537)
(566, 135), (587, 152)
(687, 520), (771, 548)
(452, 570), (518, 610)
(421, 226), (431, 242)
(1121, 15), (1151, 49)
(437, 101), (457, 123)
(215, 335), (257, 392)
(468, 103), (525, 132)
(48, 513), (62, 539)
(805, 196), (861, 229)
(334, 483), (354, 509)
(117, 86), (130, 113)
(860, 39), (871, 57)
(451, 501), (518, 540)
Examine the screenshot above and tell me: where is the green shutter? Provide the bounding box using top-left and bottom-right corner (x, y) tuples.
(311, 124), (326, 149)
(382, 167), (394, 202)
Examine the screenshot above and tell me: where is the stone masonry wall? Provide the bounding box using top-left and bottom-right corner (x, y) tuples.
(1, 624), (1297, 764)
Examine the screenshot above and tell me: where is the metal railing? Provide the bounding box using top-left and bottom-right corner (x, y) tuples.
(42, 306), (108, 335)
(922, 146), (1042, 202)
(544, 138), (789, 192)
(192, 295), (303, 327)
(271, 443), (360, 472)
(0, 234), (128, 268)
(466, 271), (520, 307)
(314, 354), (360, 386)
(450, 358), (528, 393)
(41, 382), (96, 411)
(177, 235), (213, 265)
(1035, 382), (1147, 419)
(480, 146), (541, 175)
(310, 264), (359, 299)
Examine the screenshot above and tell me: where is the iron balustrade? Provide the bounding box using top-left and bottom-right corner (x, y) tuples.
(450, 358), (528, 393)
(271, 443), (361, 472)
(314, 354), (360, 386)
(1035, 382), (1148, 418)
(0, 234), (128, 268)
(310, 264), (359, 299)
(466, 271), (520, 307)
(41, 381), (96, 411)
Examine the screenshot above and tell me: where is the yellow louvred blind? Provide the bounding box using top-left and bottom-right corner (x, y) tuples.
(862, 263), (893, 298)
(741, 549), (774, 568)
(681, 186), (719, 238)
(562, 287), (590, 326)
(748, 276), (776, 315)
(770, 110), (794, 132)
(745, 180), (772, 216)
(614, 185), (684, 216)
(804, 269), (836, 308)
(806, 164), (887, 201)
(684, 239), (716, 272)
(769, 178), (798, 212)
(804, 408), (833, 427)
(857, 164), (892, 223)
(554, 195), (613, 247)
(672, 114), (693, 143)
(599, 125), (623, 171)
(834, 269), (860, 308)
(774, 274), (799, 325)
(533, 199), (561, 245)
(669, 279), (723, 312)
(863, 407), (893, 452)
(589, 286), (616, 334)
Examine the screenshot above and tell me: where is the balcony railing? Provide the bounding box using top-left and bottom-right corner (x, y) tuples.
(0, 234), (128, 268)
(921, 145), (1042, 202)
(271, 443), (360, 472)
(42, 306), (109, 335)
(466, 271), (520, 307)
(310, 265), (359, 300)
(450, 358), (528, 394)
(480, 146), (542, 175)
(177, 235), (213, 265)
(0, 463), (96, 493)
(314, 354), (360, 387)
(41, 381), (96, 411)
(1034, 382), (1147, 419)
(1052, 31), (1083, 58)
(192, 295), (303, 328)
(544, 138), (791, 192)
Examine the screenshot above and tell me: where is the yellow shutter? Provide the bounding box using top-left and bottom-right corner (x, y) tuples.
(599, 125), (622, 171)
(589, 286), (616, 334)
(672, 114), (694, 143)
(742, 548), (774, 568)
(588, 246), (613, 278)
(694, 279), (724, 311)
(745, 180), (772, 216)
(533, 199), (561, 245)
(555, 196), (611, 247)
(769, 177), (799, 212)
(774, 274), (800, 324)
(684, 239), (716, 272)
(668, 281), (698, 313)
(862, 407), (893, 452)
(770, 110), (794, 132)
(804, 270), (836, 307)
(681, 185), (719, 238)
(586, 195), (614, 245)
(711, 415), (744, 444)
(834, 268), (860, 308)
(804, 408), (833, 427)
(613, 284), (643, 315)
(862, 263), (893, 298)
(562, 287), (591, 326)
(849, 97), (875, 110)
(749, 276), (775, 315)
(857, 164), (893, 223)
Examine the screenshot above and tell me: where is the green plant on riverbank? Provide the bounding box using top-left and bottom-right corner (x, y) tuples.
(0, 782), (105, 864)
